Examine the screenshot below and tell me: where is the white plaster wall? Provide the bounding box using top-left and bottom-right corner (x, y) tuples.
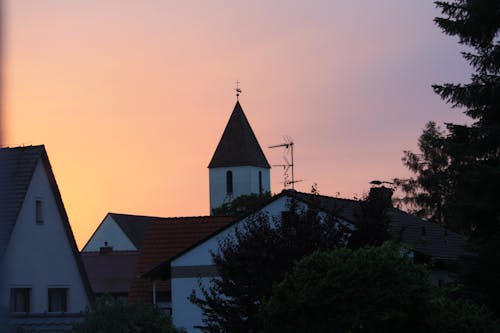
(209, 166), (270, 213)
(2, 160), (89, 313)
(171, 277), (210, 332)
(171, 196), (291, 332)
(81, 215), (136, 252)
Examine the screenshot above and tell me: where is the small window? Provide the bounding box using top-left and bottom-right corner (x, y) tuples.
(48, 288), (68, 312)
(11, 288), (30, 313)
(226, 171), (233, 195)
(36, 200), (43, 224)
(259, 171), (263, 195)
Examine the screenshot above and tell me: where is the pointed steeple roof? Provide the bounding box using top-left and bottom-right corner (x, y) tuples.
(208, 101), (270, 169)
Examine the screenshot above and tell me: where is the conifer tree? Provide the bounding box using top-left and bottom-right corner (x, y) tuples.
(399, 0), (499, 238)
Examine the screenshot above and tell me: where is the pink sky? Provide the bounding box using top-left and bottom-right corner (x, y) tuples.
(3, 1), (471, 248)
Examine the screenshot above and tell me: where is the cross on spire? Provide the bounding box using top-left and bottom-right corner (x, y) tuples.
(235, 80), (242, 100)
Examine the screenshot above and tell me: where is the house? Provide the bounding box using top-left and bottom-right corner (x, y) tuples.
(80, 98), (469, 332)
(143, 189), (469, 332)
(127, 216), (235, 312)
(79, 100), (268, 302)
(82, 212), (152, 252)
(0, 145), (92, 332)
(81, 213), (235, 304)
(81, 250), (139, 300)
(81, 212), (152, 299)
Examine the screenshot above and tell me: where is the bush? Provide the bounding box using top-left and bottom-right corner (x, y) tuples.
(74, 296), (185, 333)
(262, 243), (430, 333)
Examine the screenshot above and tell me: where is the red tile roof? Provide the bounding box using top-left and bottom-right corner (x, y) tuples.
(128, 216), (235, 304)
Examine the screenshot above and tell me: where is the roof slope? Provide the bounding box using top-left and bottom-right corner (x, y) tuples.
(82, 251), (140, 294)
(0, 145), (94, 301)
(287, 190), (469, 260)
(0, 146), (42, 256)
(128, 216), (235, 303)
(109, 213), (152, 249)
(208, 101), (270, 169)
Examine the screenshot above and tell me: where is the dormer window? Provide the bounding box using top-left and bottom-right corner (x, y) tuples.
(36, 200), (43, 224)
(226, 171), (233, 195)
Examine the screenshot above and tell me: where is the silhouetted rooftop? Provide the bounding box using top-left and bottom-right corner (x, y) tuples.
(208, 101), (270, 169)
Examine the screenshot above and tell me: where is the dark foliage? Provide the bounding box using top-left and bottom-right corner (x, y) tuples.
(394, 122), (452, 226)
(211, 192), (272, 216)
(427, 292), (500, 333)
(189, 202), (349, 333)
(74, 296), (185, 333)
(262, 244), (500, 333)
(398, 0), (500, 317)
(262, 243), (431, 333)
(398, 0), (500, 238)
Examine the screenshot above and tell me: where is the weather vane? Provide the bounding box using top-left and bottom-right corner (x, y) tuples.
(235, 80), (242, 100)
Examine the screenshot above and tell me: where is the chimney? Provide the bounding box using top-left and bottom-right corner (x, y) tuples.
(99, 241), (113, 254)
(368, 186), (393, 208)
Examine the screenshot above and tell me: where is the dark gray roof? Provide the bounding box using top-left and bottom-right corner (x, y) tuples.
(0, 145), (94, 301)
(81, 251), (140, 294)
(286, 190), (470, 260)
(9, 314), (84, 332)
(386, 208), (471, 260)
(208, 101), (270, 169)
(109, 213), (152, 249)
(0, 146), (45, 256)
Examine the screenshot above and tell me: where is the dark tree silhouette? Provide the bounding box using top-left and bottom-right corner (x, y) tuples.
(189, 204), (348, 333)
(399, 0), (500, 317)
(394, 122), (451, 226)
(262, 244), (500, 333)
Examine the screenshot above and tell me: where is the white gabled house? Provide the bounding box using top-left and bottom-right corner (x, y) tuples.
(0, 145), (92, 331)
(82, 213), (151, 252)
(142, 189), (469, 333)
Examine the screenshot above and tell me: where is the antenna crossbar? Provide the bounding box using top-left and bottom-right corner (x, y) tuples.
(268, 138), (296, 190)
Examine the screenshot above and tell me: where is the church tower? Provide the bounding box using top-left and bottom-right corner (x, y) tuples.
(208, 101), (271, 214)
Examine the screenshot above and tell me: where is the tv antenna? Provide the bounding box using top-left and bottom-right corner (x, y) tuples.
(269, 137), (301, 189)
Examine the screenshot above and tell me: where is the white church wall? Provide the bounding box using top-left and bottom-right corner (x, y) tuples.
(209, 166), (270, 213)
(2, 160), (89, 313)
(82, 215), (137, 252)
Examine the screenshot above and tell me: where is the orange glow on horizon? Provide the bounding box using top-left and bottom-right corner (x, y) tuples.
(4, 1), (471, 248)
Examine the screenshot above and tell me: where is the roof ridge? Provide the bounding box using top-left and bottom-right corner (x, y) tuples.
(284, 189), (361, 203)
(110, 212), (233, 220)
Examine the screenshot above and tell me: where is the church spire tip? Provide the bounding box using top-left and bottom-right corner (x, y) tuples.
(235, 80), (242, 101)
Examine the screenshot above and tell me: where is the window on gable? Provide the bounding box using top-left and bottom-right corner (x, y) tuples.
(48, 288), (68, 312)
(226, 170), (233, 195)
(10, 288), (30, 313)
(36, 199), (43, 224)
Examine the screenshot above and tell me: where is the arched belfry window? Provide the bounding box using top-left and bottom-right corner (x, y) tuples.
(259, 171), (263, 195)
(226, 170), (233, 195)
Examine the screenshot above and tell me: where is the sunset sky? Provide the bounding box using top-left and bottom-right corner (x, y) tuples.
(3, 1), (471, 248)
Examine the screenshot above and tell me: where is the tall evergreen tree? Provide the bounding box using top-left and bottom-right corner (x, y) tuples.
(432, 0), (500, 239)
(394, 122), (451, 226)
(399, 0), (499, 238)
(399, 0), (500, 317)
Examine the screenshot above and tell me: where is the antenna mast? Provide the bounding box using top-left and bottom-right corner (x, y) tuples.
(269, 137), (299, 189)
